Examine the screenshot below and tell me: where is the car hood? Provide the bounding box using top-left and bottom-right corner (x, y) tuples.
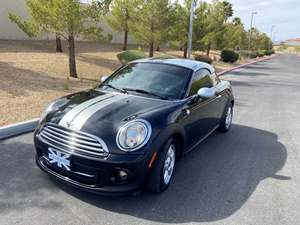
(46, 89), (172, 134)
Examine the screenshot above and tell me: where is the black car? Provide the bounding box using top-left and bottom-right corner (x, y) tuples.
(34, 58), (234, 195)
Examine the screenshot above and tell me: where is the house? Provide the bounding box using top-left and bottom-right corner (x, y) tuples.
(0, 0), (133, 44)
(284, 38), (300, 46)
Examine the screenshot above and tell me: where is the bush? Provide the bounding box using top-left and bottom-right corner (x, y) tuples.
(257, 51), (265, 57)
(221, 50), (239, 63)
(238, 50), (251, 58)
(249, 51), (259, 59)
(194, 54), (213, 64)
(117, 50), (146, 64)
(263, 49), (275, 55)
(263, 50), (270, 56)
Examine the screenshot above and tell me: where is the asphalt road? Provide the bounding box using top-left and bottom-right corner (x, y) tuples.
(1, 54), (300, 225)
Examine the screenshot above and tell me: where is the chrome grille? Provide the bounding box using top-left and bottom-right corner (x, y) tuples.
(38, 123), (109, 158)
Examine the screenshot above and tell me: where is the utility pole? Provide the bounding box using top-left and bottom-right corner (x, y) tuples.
(248, 12), (257, 50)
(269, 25), (275, 50)
(273, 32), (277, 45)
(187, 0), (196, 59)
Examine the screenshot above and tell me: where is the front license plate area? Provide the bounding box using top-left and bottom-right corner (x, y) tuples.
(47, 148), (71, 171)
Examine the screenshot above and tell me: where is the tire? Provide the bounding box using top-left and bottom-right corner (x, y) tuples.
(146, 138), (176, 193)
(218, 103), (233, 132)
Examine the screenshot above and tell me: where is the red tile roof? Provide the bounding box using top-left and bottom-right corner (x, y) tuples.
(286, 38), (300, 42)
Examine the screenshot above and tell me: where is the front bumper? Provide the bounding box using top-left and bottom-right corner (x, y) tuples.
(34, 135), (153, 195)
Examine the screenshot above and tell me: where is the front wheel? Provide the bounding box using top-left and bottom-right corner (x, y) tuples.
(146, 138), (176, 193)
(218, 103), (233, 132)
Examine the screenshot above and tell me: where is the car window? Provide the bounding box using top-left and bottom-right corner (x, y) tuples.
(189, 69), (214, 96)
(101, 63), (192, 100)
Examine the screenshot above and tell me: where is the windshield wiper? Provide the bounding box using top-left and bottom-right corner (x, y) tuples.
(124, 88), (169, 100)
(102, 84), (128, 94)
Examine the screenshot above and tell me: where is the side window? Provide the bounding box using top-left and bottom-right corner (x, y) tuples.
(189, 69), (213, 96)
(210, 72), (220, 86)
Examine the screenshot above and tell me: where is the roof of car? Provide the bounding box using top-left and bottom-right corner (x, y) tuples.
(131, 58), (215, 72)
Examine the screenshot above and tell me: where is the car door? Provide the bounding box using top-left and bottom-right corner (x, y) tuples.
(182, 69), (221, 149)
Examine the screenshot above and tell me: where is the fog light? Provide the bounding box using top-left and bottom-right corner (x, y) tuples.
(110, 169), (129, 184)
(118, 170), (128, 181)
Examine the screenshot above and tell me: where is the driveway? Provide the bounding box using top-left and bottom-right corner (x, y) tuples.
(1, 54), (300, 225)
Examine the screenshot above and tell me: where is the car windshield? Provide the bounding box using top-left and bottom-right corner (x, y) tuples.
(99, 62), (192, 100)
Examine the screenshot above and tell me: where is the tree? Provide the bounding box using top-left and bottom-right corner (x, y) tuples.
(9, 0), (111, 78)
(130, 0), (170, 57)
(168, 0), (194, 58)
(56, 35), (63, 52)
(246, 28), (271, 50)
(193, 1), (210, 52)
(200, 0), (233, 55)
(106, 0), (136, 51)
(221, 18), (247, 50)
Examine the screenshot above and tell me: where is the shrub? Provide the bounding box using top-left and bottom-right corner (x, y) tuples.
(194, 54), (213, 64)
(257, 51), (265, 57)
(263, 50), (275, 56)
(249, 51), (259, 59)
(117, 50), (146, 64)
(238, 50), (252, 58)
(221, 50), (239, 63)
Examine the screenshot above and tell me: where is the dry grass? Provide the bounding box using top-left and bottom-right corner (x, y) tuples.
(0, 40), (242, 126)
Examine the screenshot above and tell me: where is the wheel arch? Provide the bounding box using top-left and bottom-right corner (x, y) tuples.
(153, 124), (186, 160)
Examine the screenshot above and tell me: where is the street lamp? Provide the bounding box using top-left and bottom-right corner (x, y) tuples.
(269, 25), (275, 50)
(273, 32), (277, 45)
(187, 0), (197, 59)
(248, 12), (257, 50)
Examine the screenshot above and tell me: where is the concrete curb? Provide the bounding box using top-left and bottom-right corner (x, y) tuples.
(0, 118), (39, 140)
(218, 55), (276, 76)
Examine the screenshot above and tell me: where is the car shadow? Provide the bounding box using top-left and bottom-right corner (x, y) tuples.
(55, 124), (289, 223)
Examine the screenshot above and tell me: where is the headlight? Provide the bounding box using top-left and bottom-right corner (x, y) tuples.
(116, 119), (152, 152)
(40, 99), (66, 122)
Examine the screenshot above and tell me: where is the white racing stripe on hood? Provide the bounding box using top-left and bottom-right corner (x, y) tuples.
(67, 94), (128, 131)
(59, 94), (114, 128)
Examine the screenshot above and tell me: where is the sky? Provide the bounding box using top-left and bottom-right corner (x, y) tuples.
(227, 0), (300, 41)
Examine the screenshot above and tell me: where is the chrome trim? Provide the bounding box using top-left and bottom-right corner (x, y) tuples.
(43, 127), (100, 147)
(40, 131), (103, 152)
(38, 123), (109, 158)
(116, 119), (152, 152)
(45, 125), (95, 141)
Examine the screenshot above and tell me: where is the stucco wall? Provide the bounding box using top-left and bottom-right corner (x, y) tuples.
(0, 0), (136, 44)
(0, 0), (32, 40)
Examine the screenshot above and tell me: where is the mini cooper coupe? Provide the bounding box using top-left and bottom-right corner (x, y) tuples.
(34, 58), (234, 194)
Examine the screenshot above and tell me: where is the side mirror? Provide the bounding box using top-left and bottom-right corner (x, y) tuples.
(197, 87), (216, 99)
(100, 75), (109, 83)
